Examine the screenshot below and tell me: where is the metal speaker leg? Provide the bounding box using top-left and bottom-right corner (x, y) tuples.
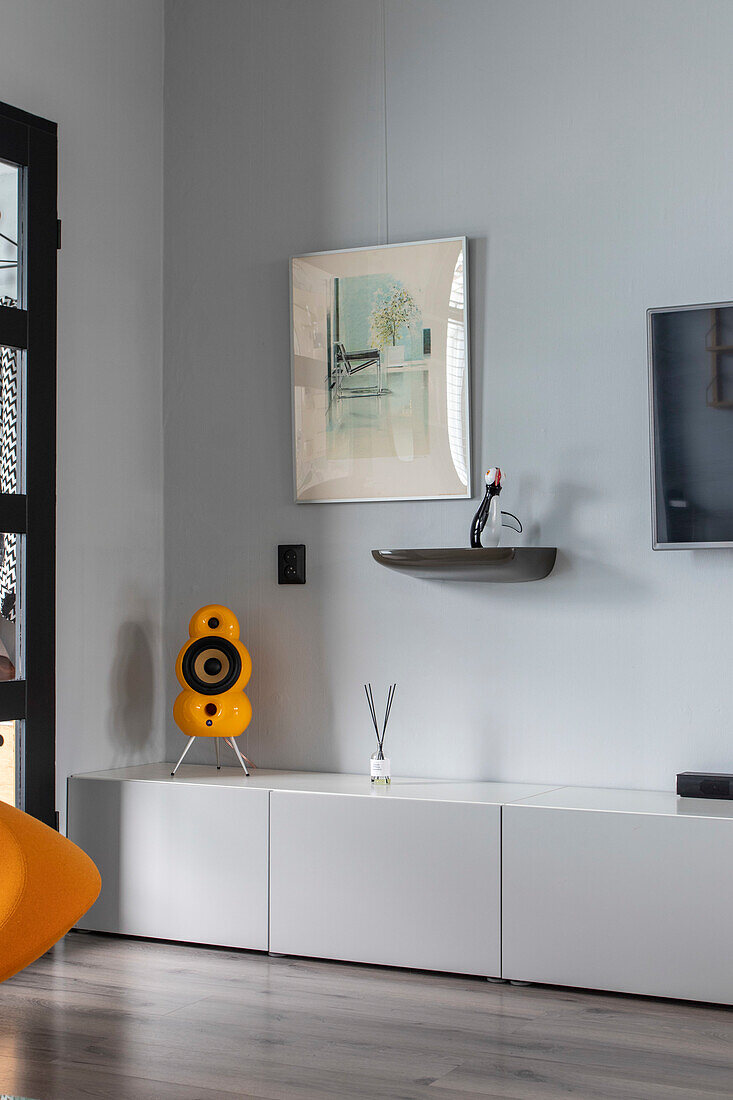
(215, 737), (221, 769)
(225, 737), (250, 776)
(171, 736), (195, 776)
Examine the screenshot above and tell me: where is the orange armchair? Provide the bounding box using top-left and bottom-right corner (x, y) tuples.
(0, 799), (101, 983)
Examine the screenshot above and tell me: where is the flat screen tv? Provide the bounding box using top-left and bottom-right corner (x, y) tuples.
(648, 301), (733, 548)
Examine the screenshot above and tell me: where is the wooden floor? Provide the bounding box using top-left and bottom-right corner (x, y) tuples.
(2, 934), (733, 1099)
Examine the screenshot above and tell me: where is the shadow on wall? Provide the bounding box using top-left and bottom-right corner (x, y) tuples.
(109, 620), (156, 753)
(516, 474), (647, 603)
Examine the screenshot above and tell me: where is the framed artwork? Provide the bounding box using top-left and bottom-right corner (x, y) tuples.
(290, 236), (471, 503)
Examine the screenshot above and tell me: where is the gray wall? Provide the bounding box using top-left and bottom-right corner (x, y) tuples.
(0, 0), (166, 824)
(164, 0), (733, 791)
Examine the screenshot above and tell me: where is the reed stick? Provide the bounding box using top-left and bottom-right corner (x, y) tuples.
(364, 684), (379, 738)
(379, 683), (396, 753)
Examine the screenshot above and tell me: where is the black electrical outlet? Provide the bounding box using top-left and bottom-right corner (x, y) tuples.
(278, 544), (306, 584)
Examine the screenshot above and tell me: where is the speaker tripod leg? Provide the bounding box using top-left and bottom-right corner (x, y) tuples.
(171, 736), (195, 776)
(226, 737), (250, 776)
(215, 738), (221, 769)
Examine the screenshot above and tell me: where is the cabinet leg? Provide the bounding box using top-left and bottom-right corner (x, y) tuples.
(510, 980), (532, 987)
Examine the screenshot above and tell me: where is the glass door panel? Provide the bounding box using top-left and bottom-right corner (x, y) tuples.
(0, 719), (20, 806)
(0, 160), (21, 306)
(0, 344), (23, 493)
(0, 530), (22, 681)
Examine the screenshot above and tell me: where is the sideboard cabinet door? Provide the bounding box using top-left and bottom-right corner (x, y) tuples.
(270, 791), (501, 976)
(68, 777), (269, 950)
(503, 804), (733, 1004)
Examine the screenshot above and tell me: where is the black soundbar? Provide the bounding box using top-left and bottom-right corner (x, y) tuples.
(677, 772), (733, 800)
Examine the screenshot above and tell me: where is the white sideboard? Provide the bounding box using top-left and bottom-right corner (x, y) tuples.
(68, 766), (553, 974)
(68, 765), (733, 1004)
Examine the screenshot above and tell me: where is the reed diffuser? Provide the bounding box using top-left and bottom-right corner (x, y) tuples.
(365, 683), (396, 785)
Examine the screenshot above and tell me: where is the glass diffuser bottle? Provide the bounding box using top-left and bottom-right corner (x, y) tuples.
(370, 748), (391, 785)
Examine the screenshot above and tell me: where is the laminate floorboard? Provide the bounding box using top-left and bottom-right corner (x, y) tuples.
(1, 932), (733, 1099)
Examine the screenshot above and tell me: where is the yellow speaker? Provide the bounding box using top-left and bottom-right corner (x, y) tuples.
(172, 604), (254, 776)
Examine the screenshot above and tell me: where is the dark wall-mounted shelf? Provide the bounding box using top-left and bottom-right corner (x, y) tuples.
(372, 547), (557, 582)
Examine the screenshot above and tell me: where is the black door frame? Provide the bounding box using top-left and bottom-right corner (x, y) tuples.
(0, 100), (57, 827)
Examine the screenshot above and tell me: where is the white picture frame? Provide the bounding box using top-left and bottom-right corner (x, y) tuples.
(290, 236), (471, 503)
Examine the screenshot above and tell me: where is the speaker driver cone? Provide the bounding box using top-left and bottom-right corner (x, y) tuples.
(182, 637), (242, 695)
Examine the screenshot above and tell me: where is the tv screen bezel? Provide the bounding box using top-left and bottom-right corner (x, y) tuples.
(648, 299), (733, 550)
